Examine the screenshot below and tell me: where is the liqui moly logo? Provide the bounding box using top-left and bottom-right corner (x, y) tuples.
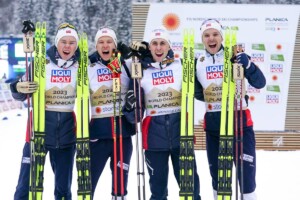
(270, 64), (283, 73)
(266, 95), (279, 104)
(206, 65), (223, 79)
(152, 70), (174, 85)
(251, 53), (264, 62)
(97, 68), (112, 82)
(51, 70), (71, 82)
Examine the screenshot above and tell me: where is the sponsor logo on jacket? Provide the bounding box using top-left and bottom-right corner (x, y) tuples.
(206, 65), (223, 79)
(51, 70), (71, 83)
(152, 70), (174, 85)
(97, 68), (112, 82)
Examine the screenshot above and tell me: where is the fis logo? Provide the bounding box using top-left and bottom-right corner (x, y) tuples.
(270, 64), (283, 73)
(152, 70), (174, 85)
(206, 65), (223, 79)
(97, 68), (112, 82)
(266, 95), (279, 104)
(51, 70), (71, 83)
(251, 53), (264, 62)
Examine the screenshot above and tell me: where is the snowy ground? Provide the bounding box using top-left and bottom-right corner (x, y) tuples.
(1, 108), (300, 200)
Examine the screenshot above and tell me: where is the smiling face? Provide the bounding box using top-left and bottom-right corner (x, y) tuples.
(202, 28), (223, 55)
(149, 38), (170, 62)
(96, 36), (116, 61)
(56, 36), (78, 60)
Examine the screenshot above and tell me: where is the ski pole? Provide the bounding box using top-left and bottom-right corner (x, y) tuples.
(22, 19), (35, 143)
(117, 52), (125, 200)
(233, 44), (245, 200)
(22, 19), (36, 199)
(239, 76), (244, 200)
(109, 50), (123, 200)
(138, 65), (146, 200)
(131, 54), (146, 200)
(233, 45), (239, 200)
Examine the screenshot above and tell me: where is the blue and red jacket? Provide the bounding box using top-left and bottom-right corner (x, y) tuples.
(126, 49), (182, 151)
(87, 51), (135, 140)
(195, 46), (266, 135)
(10, 45), (79, 148)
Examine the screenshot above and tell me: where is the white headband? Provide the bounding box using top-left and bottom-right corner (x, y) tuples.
(148, 27), (171, 47)
(200, 19), (223, 38)
(55, 27), (79, 49)
(94, 27), (117, 48)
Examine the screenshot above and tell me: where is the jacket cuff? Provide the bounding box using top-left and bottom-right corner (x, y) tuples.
(10, 80), (19, 93)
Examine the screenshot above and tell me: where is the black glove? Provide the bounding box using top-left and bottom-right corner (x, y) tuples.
(130, 41), (150, 59)
(22, 20), (35, 34)
(124, 90), (136, 111)
(117, 42), (132, 59)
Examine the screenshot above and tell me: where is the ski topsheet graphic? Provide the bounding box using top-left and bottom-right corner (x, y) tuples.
(180, 28), (195, 200)
(76, 32), (92, 200)
(29, 21), (47, 200)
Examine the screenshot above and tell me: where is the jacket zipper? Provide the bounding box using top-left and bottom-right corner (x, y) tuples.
(56, 112), (61, 148)
(166, 115), (171, 149)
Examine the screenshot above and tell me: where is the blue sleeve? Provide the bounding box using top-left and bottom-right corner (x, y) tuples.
(9, 80), (28, 101)
(244, 62), (266, 89)
(122, 79), (145, 124)
(195, 76), (204, 102)
(194, 60), (205, 102)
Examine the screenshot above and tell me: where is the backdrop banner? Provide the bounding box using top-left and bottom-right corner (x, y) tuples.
(144, 3), (299, 131)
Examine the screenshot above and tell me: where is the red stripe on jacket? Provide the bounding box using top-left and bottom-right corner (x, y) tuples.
(142, 116), (152, 150)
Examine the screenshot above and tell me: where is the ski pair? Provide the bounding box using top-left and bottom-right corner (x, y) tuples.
(76, 32), (92, 200)
(131, 55), (146, 200)
(23, 21), (47, 200)
(217, 27), (245, 200)
(107, 51), (125, 200)
(179, 28), (195, 200)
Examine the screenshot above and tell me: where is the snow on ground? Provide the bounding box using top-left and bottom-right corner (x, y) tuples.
(1, 109), (300, 200)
